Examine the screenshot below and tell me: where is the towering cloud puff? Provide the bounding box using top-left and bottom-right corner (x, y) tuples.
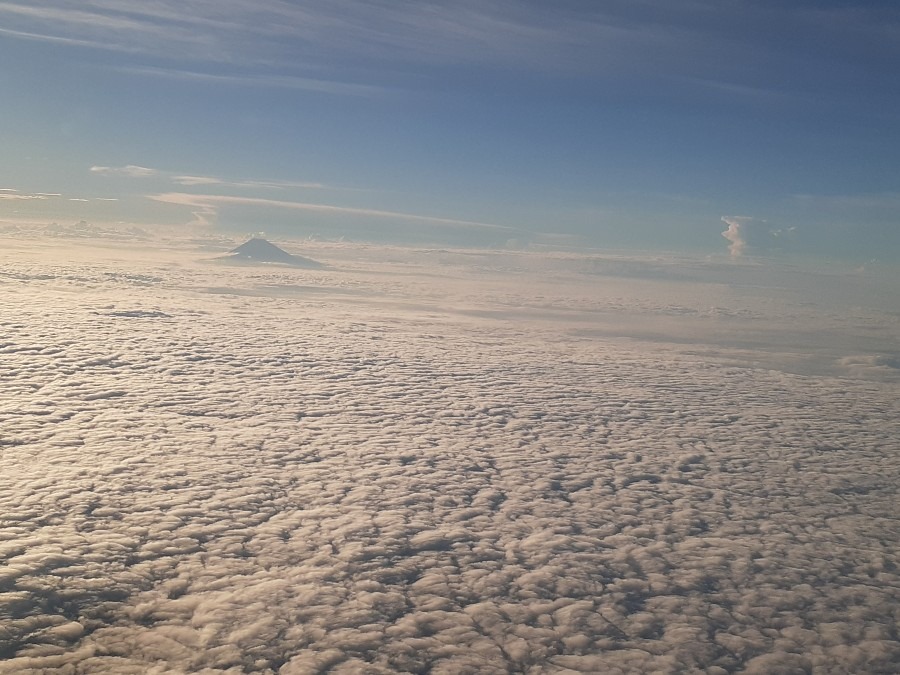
(721, 216), (795, 257)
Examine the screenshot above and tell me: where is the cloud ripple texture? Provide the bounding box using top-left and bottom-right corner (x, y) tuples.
(0, 239), (898, 674)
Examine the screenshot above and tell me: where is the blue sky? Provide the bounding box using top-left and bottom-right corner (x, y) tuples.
(1, 1), (898, 257)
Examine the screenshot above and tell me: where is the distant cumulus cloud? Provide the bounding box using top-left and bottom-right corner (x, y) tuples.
(721, 216), (752, 257)
(721, 216), (793, 257)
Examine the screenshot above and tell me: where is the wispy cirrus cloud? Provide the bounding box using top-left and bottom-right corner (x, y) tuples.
(0, 189), (61, 200)
(0, 193), (49, 200)
(149, 191), (514, 232)
(2, 1), (896, 96)
(170, 175), (221, 187)
(0, 1), (570, 67)
(116, 66), (387, 97)
(0, 24), (146, 51)
(91, 164), (330, 192)
(0, 2), (153, 32)
(0, 188), (118, 212)
(0, 1), (218, 58)
(171, 175), (326, 190)
(90, 165), (159, 178)
(790, 191), (900, 212)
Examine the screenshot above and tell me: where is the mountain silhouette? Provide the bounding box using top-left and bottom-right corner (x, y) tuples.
(219, 238), (322, 268)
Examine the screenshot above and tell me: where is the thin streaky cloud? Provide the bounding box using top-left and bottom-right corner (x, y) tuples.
(91, 165), (336, 193)
(91, 165), (159, 177)
(3, 1), (896, 102)
(679, 76), (807, 104)
(790, 192), (900, 210)
(0, 1), (584, 73)
(0, 25), (142, 51)
(80, 0), (254, 33)
(0, 192), (50, 201)
(0, 2), (148, 31)
(1, 1), (559, 69)
(150, 192), (516, 231)
(0, 1), (736, 78)
(242, 180), (328, 190)
(171, 175), (222, 187)
(119, 66), (387, 97)
(172, 175), (327, 190)
(0, 3), (213, 54)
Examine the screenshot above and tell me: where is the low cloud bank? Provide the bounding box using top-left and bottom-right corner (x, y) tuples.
(0, 243), (898, 673)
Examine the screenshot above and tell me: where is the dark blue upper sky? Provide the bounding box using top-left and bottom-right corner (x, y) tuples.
(1, 1), (898, 258)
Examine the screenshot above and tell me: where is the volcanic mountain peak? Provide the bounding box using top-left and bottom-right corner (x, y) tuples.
(223, 238), (322, 268)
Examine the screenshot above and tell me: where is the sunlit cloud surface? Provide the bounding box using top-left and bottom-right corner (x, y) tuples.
(0, 234), (897, 672)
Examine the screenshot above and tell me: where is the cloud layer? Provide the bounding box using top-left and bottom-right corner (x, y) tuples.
(0, 236), (898, 673)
